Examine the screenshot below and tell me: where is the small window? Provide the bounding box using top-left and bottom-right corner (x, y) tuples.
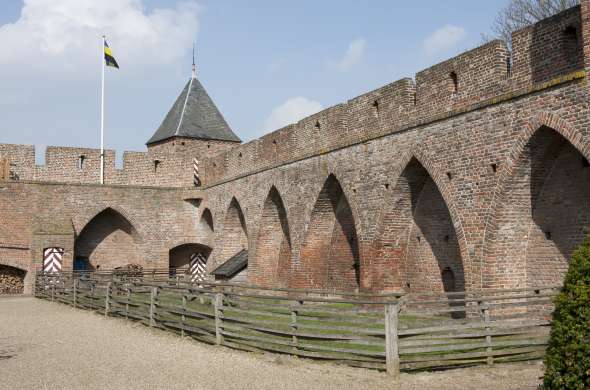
(154, 159), (161, 173)
(315, 121), (321, 130)
(446, 172), (452, 180)
(450, 72), (458, 93)
(372, 100), (379, 116)
(563, 25), (578, 60)
(491, 163), (498, 173)
(77, 155), (86, 171)
(181, 141), (185, 146)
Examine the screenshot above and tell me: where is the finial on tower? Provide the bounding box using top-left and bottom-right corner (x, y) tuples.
(191, 42), (196, 79)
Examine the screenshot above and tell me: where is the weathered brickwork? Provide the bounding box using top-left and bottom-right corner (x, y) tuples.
(2, 4), (590, 295)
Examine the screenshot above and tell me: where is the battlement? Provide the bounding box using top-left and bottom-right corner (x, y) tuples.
(201, 5), (587, 186)
(0, 137), (237, 187)
(0, 5), (586, 189)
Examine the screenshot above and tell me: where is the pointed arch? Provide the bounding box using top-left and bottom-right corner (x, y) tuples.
(373, 156), (465, 294)
(74, 205), (140, 238)
(294, 174), (360, 292)
(251, 186), (292, 287)
(169, 243), (212, 279)
(200, 208), (214, 233)
(484, 122), (590, 289)
(74, 207), (143, 270)
(216, 197), (249, 280)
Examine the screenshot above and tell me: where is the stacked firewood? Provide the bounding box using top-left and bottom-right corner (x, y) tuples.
(0, 266), (25, 294)
(113, 263), (143, 280)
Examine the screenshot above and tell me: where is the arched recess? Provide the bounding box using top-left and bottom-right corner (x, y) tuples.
(251, 186), (292, 287)
(374, 157), (465, 294)
(74, 208), (143, 270)
(197, 208), (215, 244)
(294, 174), (360, 291)
(216, 198), (249, 275)
(484, 125), (590, 288)
(0, 264), (26, 294)
(169, 243), (212, 279)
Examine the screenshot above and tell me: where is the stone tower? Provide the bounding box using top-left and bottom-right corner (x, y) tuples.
(146, 62), (241, 186)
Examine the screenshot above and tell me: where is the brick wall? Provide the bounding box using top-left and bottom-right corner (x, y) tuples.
(2, 4), (590, 295)
(0, 137), (238, 188)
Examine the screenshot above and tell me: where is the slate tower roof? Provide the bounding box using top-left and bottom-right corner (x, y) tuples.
(147, 72), (241, 145)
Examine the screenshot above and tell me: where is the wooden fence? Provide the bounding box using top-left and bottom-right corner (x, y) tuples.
(34, 272), (558, 376)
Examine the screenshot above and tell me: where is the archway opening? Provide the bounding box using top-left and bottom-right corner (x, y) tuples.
(296, 175), (359, 291)
(169, 243), (212, 282)
(487, 126), (590, 288)
(74, 208), (142, 271)
(252, 187), (291, 287)
(0, 264), (26, 295)
(376, 158), (464, 294)
(215, 198), (248, 282)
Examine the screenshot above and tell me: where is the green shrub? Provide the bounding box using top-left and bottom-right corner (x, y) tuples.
(542, 233), (590, 389)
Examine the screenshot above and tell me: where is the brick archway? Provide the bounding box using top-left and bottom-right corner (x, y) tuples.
(292, 174), (360, 292)
(371, 155), (465, 294)
(74, 207), (143, 270)
(251, 186), (292, 287)
(483, 118), (590, 289)
(216, 197), (248, 268)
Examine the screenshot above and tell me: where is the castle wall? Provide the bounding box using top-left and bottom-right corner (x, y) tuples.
(0, 137), (238, 188)
(2, 5), (590, 294)
(0, 180), (210, 293)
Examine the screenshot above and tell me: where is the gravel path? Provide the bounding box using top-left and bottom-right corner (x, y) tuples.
(0, 297), (543, 390)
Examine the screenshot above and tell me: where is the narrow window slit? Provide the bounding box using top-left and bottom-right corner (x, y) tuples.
(450, 71), (458, 93)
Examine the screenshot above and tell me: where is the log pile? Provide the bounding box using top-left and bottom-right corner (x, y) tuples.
(113, 263), (143, 281)
(0, 265), (25, 294)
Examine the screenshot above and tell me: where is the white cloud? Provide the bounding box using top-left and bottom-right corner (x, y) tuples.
(332, 38), (366, 71)
(0, 0), (199, 72)
(423, 25), (466, 56)
(264, 97), (323, 131)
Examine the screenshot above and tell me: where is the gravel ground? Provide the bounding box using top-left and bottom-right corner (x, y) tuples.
(0, 297), (543, 390)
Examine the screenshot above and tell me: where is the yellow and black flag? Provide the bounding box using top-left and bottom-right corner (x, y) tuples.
(104, 40), (119, 69)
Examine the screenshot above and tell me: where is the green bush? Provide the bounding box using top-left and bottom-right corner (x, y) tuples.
(542, 233), (590, 389)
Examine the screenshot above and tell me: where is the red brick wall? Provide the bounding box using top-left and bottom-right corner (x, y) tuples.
(212, 198), (248, 272)
(2, 4), (590, 295)
(485, 126), (590, 289)
(291, 175), (359, 291)
(74, 208), (143, 270)
(250, 187), (291, 287)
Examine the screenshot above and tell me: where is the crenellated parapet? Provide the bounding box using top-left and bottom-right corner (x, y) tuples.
(201, 5), (587, 187)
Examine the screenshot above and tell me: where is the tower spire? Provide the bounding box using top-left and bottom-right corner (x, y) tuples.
(191, 42), (196, 79)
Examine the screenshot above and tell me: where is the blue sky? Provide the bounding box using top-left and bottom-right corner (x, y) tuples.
(0, 0), (507, 164)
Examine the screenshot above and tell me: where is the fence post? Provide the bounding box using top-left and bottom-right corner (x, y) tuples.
(214, 289), (224, 345)
(149, 287), (158, 327)
(291, 301), (301, 351)
(125, 287), (131, 320)
(482, 303), (493, 365)
(73, 278), (77, 308)
(181, 294), (187, 338)
(385, 302), (400, 379)
(105, 282), (111, 316)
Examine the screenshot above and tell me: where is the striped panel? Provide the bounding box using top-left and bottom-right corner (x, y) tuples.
(193, 158), (200, 187)
(43, 247), (64, 273)
(189, 253), (207, 282)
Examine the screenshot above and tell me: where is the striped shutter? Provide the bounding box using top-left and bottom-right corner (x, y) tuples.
(193, 158), (201, 187)
(43, 247), (64, 273)
(189, 253), (207, 282)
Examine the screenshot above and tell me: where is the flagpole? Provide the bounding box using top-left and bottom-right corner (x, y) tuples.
(100, 35), (105, 185)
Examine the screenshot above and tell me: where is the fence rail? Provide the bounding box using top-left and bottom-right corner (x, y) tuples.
(34, 272), (558, 376)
